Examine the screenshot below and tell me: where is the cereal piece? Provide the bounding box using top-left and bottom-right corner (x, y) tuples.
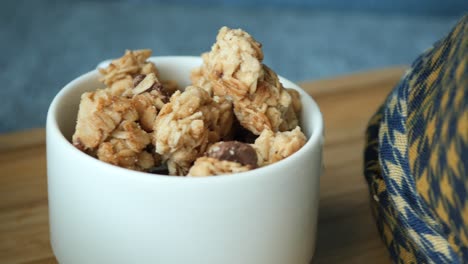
(190, 64), (213, 95)
(287, 88), (302, 114)
(281, 88), (302, 130)
(130, 74), (179, 132)
(108, 120), (151, 151)
(153, 86), (233, 175)
(231, 65), (298, 134)
(132, 92), (158, 132)
(132, 73), (160, 95)
(212, 95), (234, 140)
(98, 49), (159, 96)
(187, 157), (251, 177)
(107, 76), (133, 97)
(206, 141), (258, 168)
(131, 74), (178, 102)
(131, 73), (178, 98)
(96, 120), (157, 171)
(130, 74), (162, 132)
(253, 126), (307, 166)
(202, 27), (264, 97)
(72, 89), (138, 150)
(198, 27), (300, 135)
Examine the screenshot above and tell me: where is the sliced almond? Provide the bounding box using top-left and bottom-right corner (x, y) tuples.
(133, 73), (158, 95)
(111, 131), (129, 139)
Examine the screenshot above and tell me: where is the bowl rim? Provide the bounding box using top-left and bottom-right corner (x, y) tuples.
(46, 56), (324, 183)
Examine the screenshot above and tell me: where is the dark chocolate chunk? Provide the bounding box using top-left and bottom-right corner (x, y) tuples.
(144, 144), (155, 153)
(232, 118), (257, 143)
(148, 164), (169, 175)
(206, 141), (257, 168)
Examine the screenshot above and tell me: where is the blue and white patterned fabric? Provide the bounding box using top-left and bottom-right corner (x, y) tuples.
(364, 15), (467, 263)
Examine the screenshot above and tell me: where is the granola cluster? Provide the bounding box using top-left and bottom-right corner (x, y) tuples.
(73, 49), (174, 171)
(192, 26), (301, 135)
(72, 27), (307, 176)
(153, 86), (233, 175)
(253, 127), (307, 166)
(98, 49), (159, 96)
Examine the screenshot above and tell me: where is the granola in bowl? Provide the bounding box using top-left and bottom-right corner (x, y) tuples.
(72, 27), (307, 176)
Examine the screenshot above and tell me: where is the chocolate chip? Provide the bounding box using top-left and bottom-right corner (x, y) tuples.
(144, 144), (155, 153)
(133, 74), (146, 87)
(157, 83), (178, 103)
(150, 82), (164, 93)
(215, 70), (223, 78)
(148, 164), (169, 175)
(232, 120), (257, 143)
(206, 141), (257, 168)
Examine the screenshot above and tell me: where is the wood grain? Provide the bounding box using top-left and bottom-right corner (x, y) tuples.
(0, 67), (406, 264)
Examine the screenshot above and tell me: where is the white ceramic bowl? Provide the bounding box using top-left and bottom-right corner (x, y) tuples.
(46, 56), (323, 264)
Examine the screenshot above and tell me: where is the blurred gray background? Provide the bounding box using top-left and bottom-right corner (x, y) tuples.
(0, 0), (466, 132)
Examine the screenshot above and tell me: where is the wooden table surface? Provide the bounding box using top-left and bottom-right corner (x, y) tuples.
(0, 67), (406, 264)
